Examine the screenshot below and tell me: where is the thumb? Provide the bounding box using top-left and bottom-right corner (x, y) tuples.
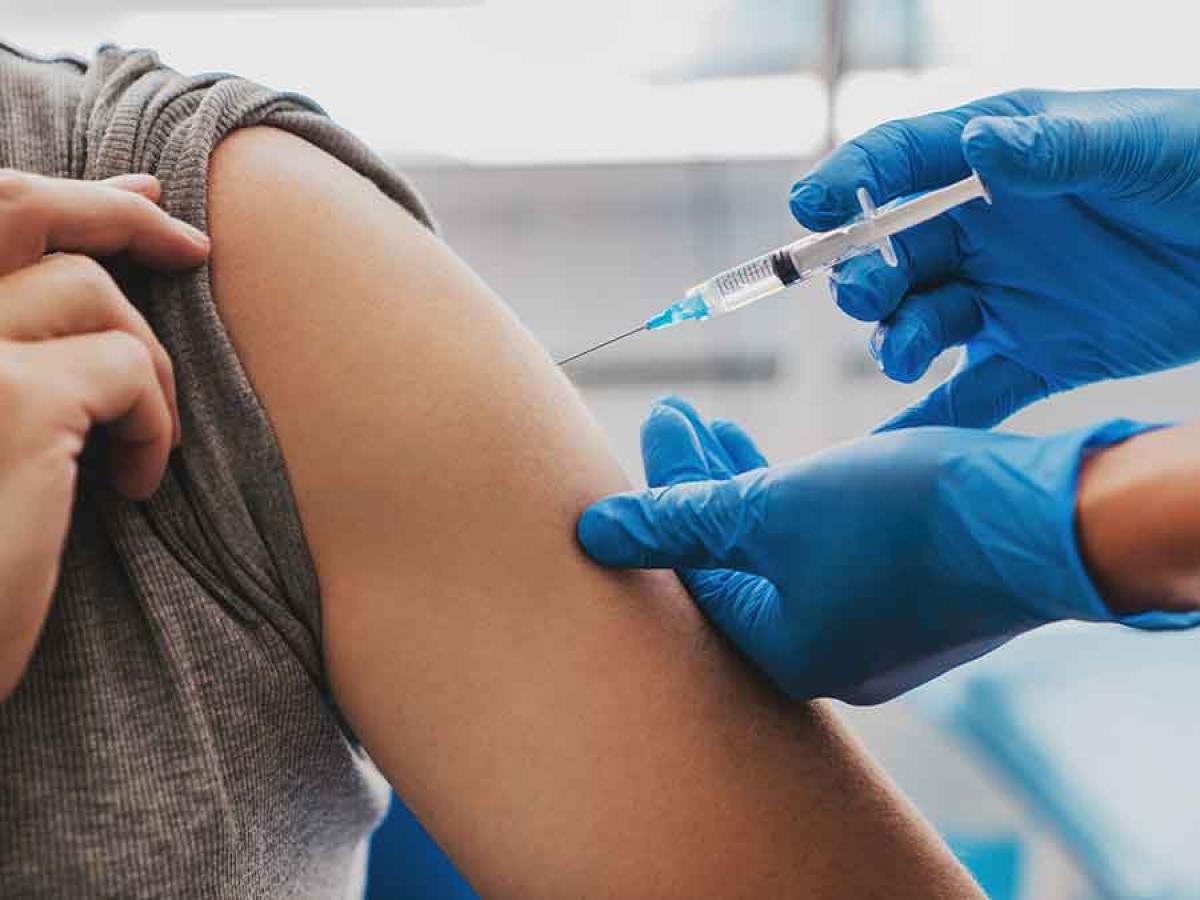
(578, 476), (764, 572)
(875, 354), (1049, 431)
(963, 113), (1140, 196)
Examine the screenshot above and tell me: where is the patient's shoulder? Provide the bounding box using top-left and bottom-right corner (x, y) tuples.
(212, 126), (369, 207)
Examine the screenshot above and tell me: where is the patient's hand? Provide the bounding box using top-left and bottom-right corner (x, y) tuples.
(0, 172), (208, 701)
(208, 126), (981, 897)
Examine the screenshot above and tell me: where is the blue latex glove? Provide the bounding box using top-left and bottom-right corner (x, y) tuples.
(789, 89), (1200, 430)
(578, 397), (1198, 704)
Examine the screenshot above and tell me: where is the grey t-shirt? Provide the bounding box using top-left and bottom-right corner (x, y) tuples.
(0, 43), (433, 898)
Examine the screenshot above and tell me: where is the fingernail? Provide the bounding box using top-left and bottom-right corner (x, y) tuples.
(829, 263), (882, 322)
(106, 173), (159, 193)
(179, 221), (210, 248)
(789, 181), (829, 214)
(888, 319), (933, 380)
(868, 323), (888, 363)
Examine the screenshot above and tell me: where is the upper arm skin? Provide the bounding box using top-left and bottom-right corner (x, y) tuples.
(208, 127), (979, 898)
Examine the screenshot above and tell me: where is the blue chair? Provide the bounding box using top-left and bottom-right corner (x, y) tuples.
(366, 794), (477, 899)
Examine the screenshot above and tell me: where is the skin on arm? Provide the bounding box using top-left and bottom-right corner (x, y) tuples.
(207, 126), (980, 898)
(1078, 424), (1200, 616)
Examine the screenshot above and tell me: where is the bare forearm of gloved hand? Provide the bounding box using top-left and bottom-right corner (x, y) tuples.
(1078, 425), (1200, 616)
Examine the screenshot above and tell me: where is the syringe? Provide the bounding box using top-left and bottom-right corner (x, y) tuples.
(556, 171), (989, 366)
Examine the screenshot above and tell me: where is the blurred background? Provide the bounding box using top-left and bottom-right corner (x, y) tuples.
(7, 2), (1200, 897)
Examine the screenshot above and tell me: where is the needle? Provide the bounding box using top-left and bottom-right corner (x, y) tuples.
(555, 324), (647, 366)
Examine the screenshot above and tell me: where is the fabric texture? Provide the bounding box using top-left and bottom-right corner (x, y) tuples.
(0, 42), (432, 898)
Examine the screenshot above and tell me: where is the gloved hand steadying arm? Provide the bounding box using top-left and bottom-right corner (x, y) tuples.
(579, 397), (1199, 704)
(789, 89), (1200, 430)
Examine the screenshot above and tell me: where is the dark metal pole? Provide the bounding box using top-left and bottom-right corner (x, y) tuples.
(822, 0), (847, 153)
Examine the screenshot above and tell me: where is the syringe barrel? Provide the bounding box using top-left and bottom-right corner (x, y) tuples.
(784, 227), (864, 279)
(687, 229), (865, 320)
(687, 246), (798, 317)
(677, 171), (988, 325)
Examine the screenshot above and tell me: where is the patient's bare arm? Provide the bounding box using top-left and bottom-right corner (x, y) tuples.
(208, 127), (979, 898)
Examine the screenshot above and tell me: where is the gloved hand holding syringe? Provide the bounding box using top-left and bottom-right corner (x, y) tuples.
(579, 88), (1200, 706)
(556, 171), (989, 365)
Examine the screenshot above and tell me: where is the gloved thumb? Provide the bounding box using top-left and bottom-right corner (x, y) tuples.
(875, 353), (1049, 431)
(963, 113), (1136, 196)
(578, 476), (764, 572)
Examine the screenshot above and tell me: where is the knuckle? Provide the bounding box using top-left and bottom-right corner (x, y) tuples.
(51, 252), (115, 295)
(846, 136), (883, 180)
(872, 117), (917, 153)
(1008, 88), (1043, 112)
(903, 300), (937, 341)
(0, 349), (30, 401)
(117, 189), (156, 220)
(0, 169), (37, 213)
(0, 348), (39, 423)
(873, 118), (912, 145)
(99, 330), (154, 378)
(51, 254), (134, 325)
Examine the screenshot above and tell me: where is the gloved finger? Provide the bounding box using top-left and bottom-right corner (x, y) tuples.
(874, 354), (1050, 431)
(829, 214), (963, 322)
(641, 403), (714, 488)
(871, 281), (984, 383)
(963, 113), (1150, 197)
(578, 473), (766, 573)
(711, 419), (768, 473)
(654, 395), (736, 479)
(790, 111), (974, 231)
